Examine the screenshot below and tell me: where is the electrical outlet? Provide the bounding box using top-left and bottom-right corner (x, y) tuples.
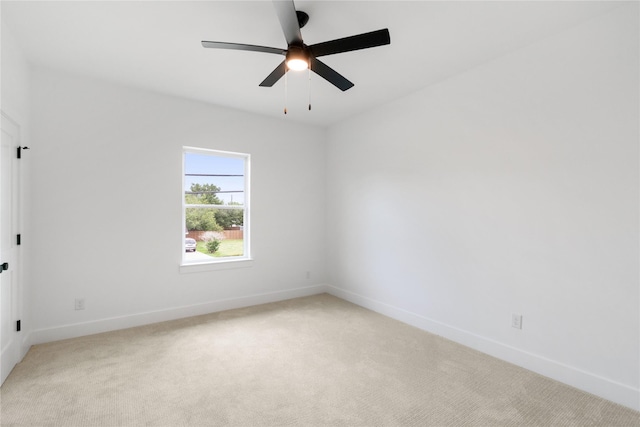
(511, 313), (523, 329)
(75, 298), (85, 310)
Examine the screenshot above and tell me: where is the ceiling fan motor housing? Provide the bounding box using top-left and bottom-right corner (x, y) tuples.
(286, 45), (309, 70)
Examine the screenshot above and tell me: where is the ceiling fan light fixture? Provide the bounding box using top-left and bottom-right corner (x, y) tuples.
(287, 58), (308, 71)
(286, 46), (309, 71)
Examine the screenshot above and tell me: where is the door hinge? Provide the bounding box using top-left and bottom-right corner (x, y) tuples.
(17, 146), (30, 159)
(16, 320), (21, 332)
(17, 234), (21, 245)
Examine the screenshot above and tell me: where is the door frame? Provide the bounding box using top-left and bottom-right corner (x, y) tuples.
(1, 111), (23, 385)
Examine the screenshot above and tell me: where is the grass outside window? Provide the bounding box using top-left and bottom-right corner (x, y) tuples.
(195, 239), (244, 258)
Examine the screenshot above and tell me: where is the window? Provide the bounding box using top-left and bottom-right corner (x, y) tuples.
(182, 147), (250, 266)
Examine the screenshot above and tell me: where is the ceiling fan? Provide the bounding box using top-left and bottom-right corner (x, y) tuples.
(201, 0), (391, 92)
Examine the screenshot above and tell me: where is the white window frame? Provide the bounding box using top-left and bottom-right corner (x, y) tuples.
(180, 147), (251, 272)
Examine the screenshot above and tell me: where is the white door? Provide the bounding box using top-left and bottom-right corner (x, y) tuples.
(1, 113), (21, 385)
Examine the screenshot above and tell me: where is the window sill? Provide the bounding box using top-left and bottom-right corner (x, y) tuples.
(180, 258), (253, 274)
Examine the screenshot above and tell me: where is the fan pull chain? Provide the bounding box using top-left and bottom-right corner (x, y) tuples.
(284, 70), (288, 115)
(308, 67), (312, 111)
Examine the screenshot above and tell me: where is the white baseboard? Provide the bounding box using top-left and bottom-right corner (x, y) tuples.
(326, 285), (640, 412)
(21, 331), (31, 360)
(1, 332), (33, 385)
(31, 284), (328, 346)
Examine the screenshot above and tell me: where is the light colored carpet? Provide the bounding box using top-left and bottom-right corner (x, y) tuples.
(1, 293), (638, 426)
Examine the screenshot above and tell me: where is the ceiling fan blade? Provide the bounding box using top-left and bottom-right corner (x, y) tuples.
(259, 61), (288, 87)
(202, 41), (286, 55)
(273, 0), (303, 46)
(309, 57), (354, 91)
(308, 29), (390, 58)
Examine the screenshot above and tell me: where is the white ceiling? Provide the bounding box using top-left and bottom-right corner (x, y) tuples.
(2, 1), (622, 127)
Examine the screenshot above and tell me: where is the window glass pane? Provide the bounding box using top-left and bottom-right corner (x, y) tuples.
(185, 208), (244, 259)
(183, 149), (248, 264)
(184, 153), (244, 206)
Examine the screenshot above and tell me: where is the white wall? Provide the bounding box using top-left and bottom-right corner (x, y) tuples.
(1, 17), (31, 360)
(1, 18), (29, 126)
(28, 67), (327, 342)
(326, 5), (639, 410)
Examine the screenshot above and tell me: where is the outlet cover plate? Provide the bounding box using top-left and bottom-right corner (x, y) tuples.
(511, 313), (523, 329)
